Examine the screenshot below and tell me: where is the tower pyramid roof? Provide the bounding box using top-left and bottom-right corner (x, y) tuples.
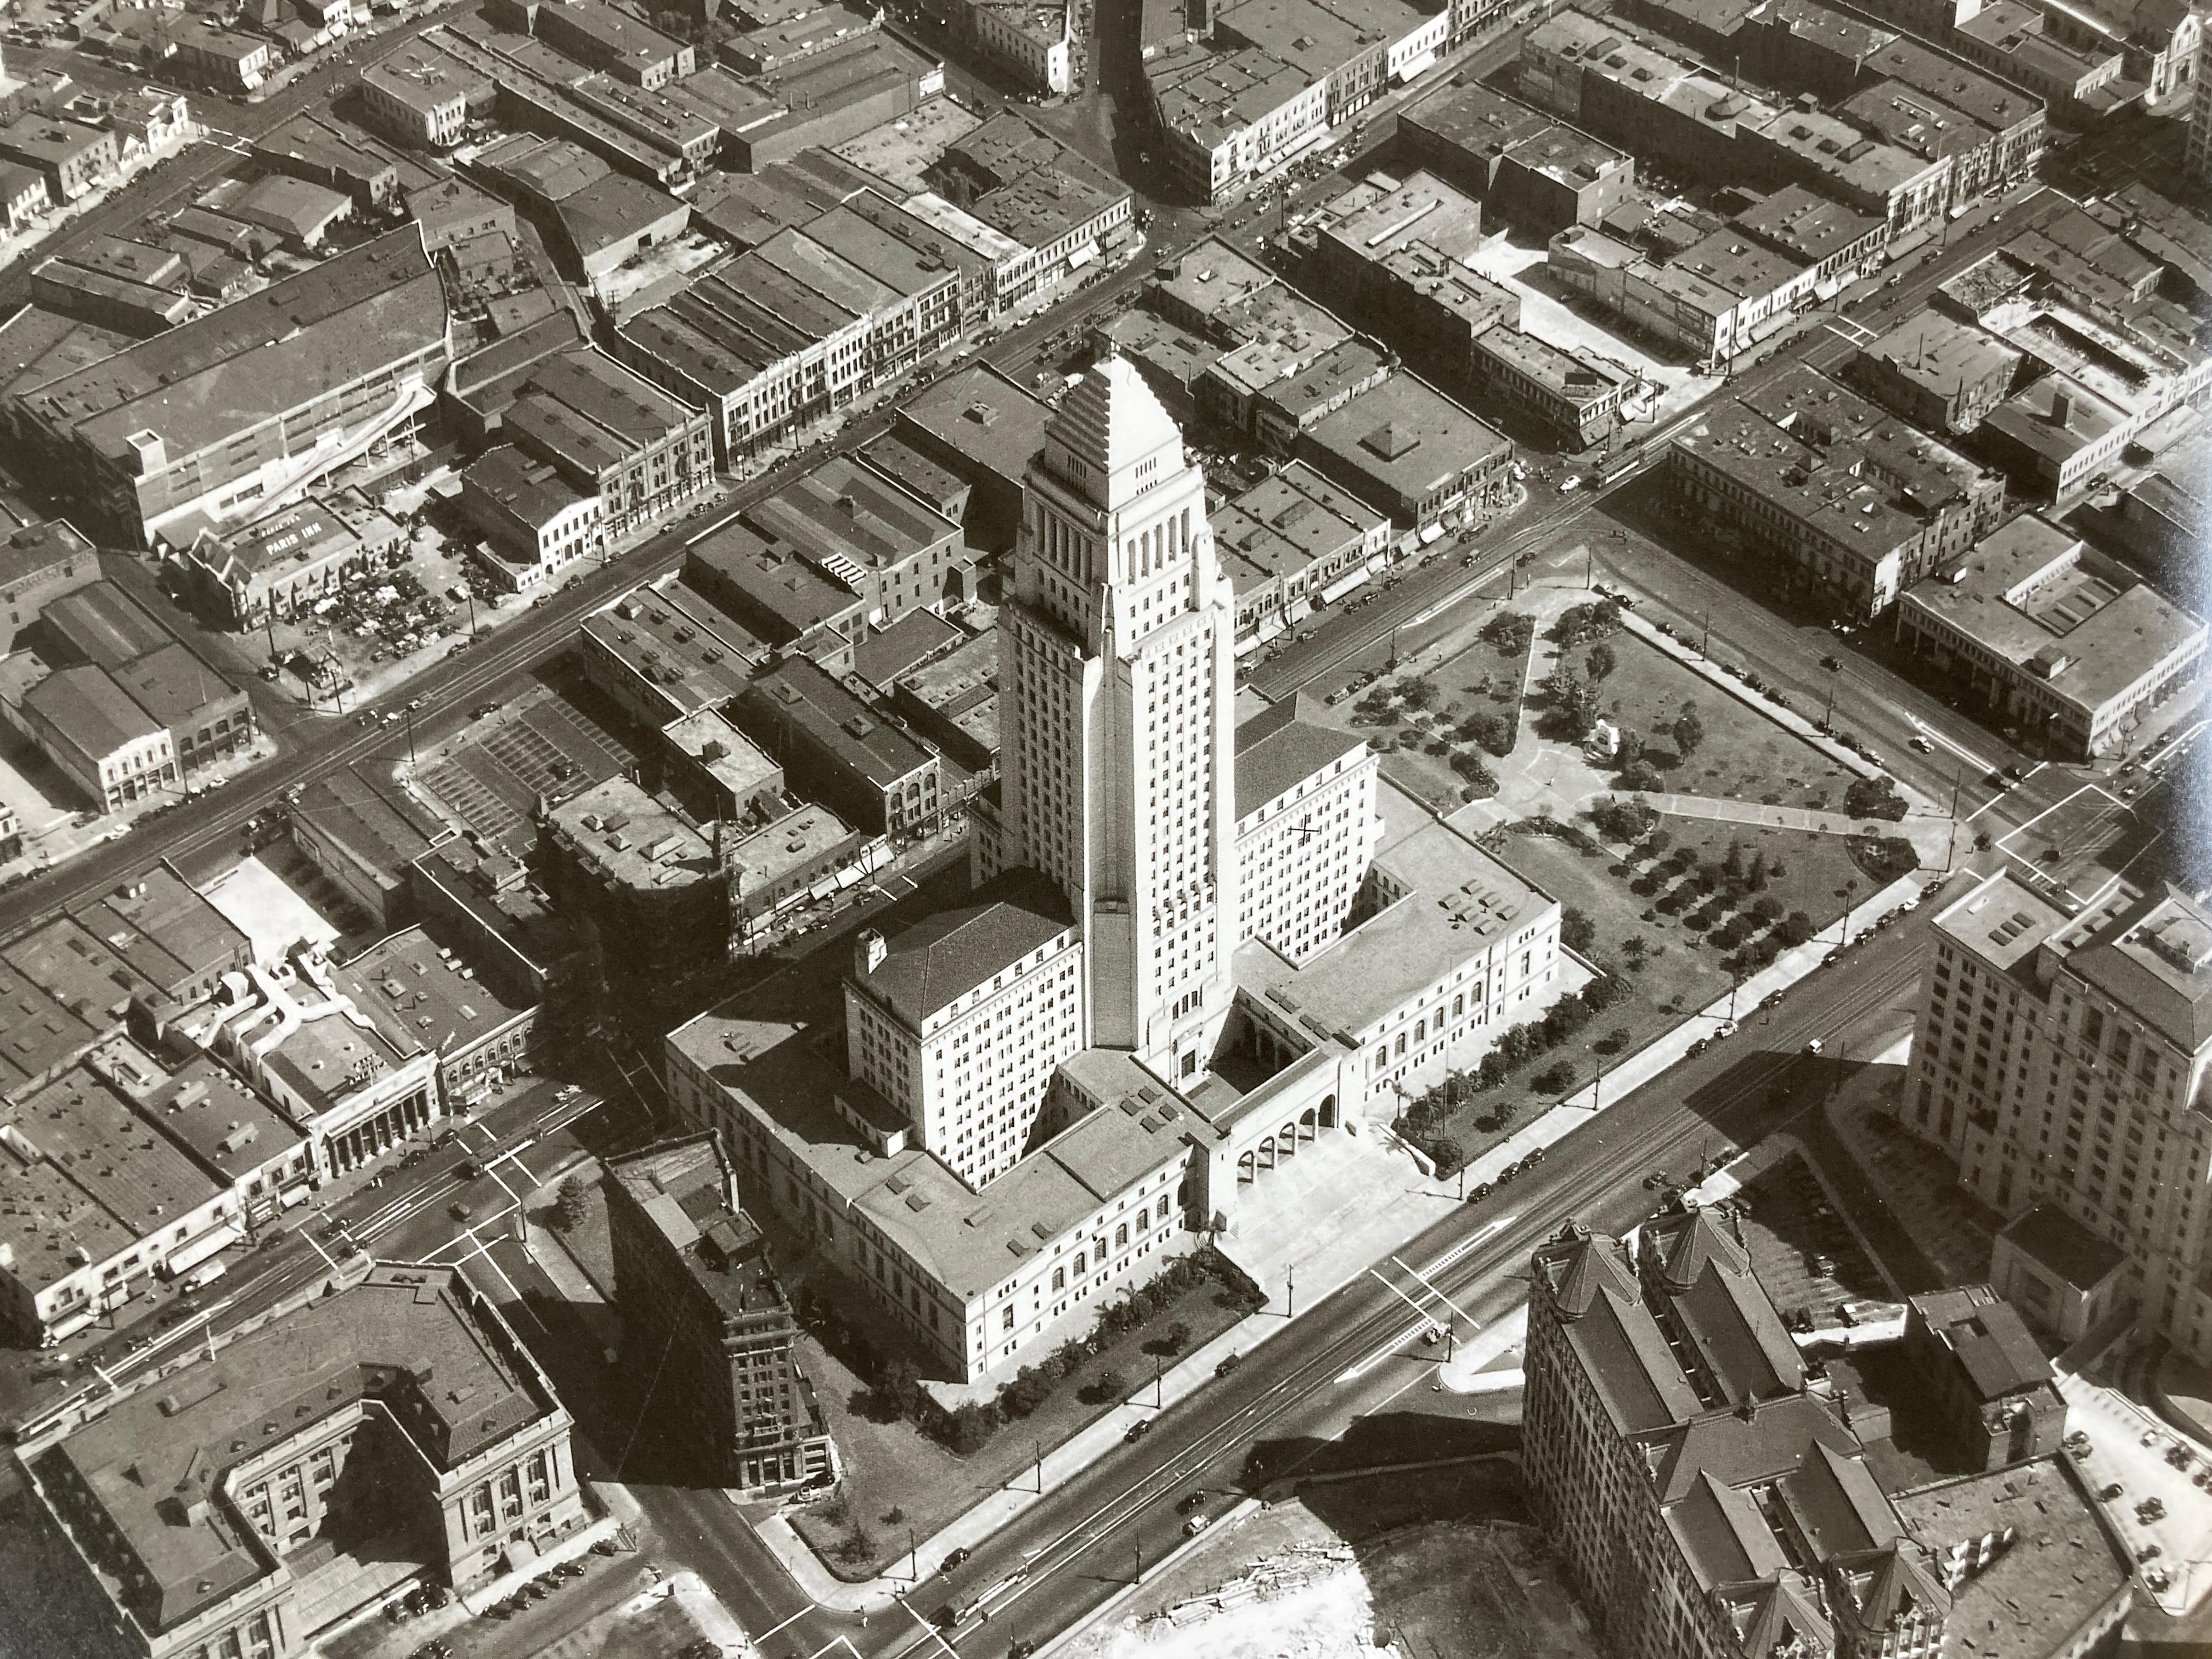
(1048, 356), (1185, 510)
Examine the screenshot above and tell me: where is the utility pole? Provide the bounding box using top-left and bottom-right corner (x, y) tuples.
(1034, 1438), (1045, 1494)
(1584, 541), (1593, 589)
(403, 706), (417, 767)
(1133, 1536), (1143, 1585)
(1945, 765), (1963, 870)
(1154, 1354), (1164, 1408)
(1285, 1265), (1295, 1319)
(909, 1526), (918, 1582)
(1700, 608), (1712, 659)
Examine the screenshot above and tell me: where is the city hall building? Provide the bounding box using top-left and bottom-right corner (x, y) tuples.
(668, 359), (1564, 1381)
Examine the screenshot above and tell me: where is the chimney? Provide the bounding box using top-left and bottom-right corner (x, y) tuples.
(2049, 388), (2071, 427)
(856, 928), (887, 978)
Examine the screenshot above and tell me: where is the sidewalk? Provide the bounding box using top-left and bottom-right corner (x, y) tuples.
(1639, 792), (1955, 862)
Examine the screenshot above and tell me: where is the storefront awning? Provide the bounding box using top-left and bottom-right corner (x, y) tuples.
(161, 1221), (244, 1278)
(1319, 568), (1372, 605)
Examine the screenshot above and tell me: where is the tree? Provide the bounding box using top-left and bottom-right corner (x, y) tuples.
(877, 1356), (926, 1421)
(1560, 904), (1598, 953)
(1531, 1061), (1577, 1094)
(1586, 641), (1617, 683)
(1620, 759), (1667, 793)
(945, 1402), (998, 1454)
(1458, 709), (1511, 754)
(1777, 911), (1818, 946)
(1723, 839), (1746, 885)
(1747, 849), (1770, 891)
(551, 1174), (590, 1232)
(1844, 776), (1909, 821)
(1752, 895), (1785, 922)
(1621, 934), (1649, 958)
(1600, 1025), (1633, 1053)
(1426, 1136), (1464, 1175)
(1398, 674), (1438, 710)
(1544, 664), (1601, 740)
(1482, 611), (1534, 654)
(1673, 702), (1706, 759)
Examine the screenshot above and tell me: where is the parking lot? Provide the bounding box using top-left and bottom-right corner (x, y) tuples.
(1732, 1152), (1895, 1323)
(414, 684), (638, 853)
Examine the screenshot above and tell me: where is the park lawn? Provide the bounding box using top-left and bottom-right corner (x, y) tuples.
(1594, 633), (1851, 810)
(1649, 815), (1869, 938)
(1404, 826), (1731, 1153)
(789, 1265), (1250, 1579)
(1363, 624), (1533, 816)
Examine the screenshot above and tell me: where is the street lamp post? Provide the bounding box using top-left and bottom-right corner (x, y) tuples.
(1285, 1265), (1296, 1319)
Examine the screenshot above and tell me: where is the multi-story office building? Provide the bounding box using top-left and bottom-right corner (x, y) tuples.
(1905, 872), (2212, 1363)
(2, 227), (450, 549)
(1232, 696), (1378, 963)
(358, 35), (498, 148)
(736, 657), (944, 836)
(22, 1265), (591, 1659)
(605, 1133), (837, 1494)
(1525, 1210), (2131, 1659)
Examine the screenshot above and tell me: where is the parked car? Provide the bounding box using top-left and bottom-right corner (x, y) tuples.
(1183, 1514), (1211, 1537)
(1124, 1418), (1153, 1443)
(941, 1548), (972, 1574)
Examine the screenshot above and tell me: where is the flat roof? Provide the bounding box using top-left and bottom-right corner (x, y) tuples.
(332, 924), (529, 1053)
(1892, 1459), (2129, 1659)
(1733, 183), (1883, 263)
(1933, 868), (2072, 979)
(584, 574), (766, 712)
(1235, 777), (1550, 1035)
(43, 580), (173, 668)
(663, 706), (783, 799)
(1668, 228), (1809, 300)
(670, 997), (1214, 1300)
(728, 799), (857, 888)
(547, 775), (719, 889)
(554, 173), (689, 257)
(896, 363), (1056, 490)
(1303, 373), (1509, 503)
(463, 444), (593, 531)
(896, 628), (998, 709)
(741, 655), (935, 787)
(46, 1266), (550, 1635)
(748, 453), (958, 577)
(1155, 235), (1277, 324)
(361, 35), (494, 111)
(1212, 463), (1376, 591)
(2059, 883), (2212, 1055)
(1402, 75), (1556, 164)
(853, 609), (962, 689)
(15, 227), (444, 470)
(91, 1040), (304, 1184)
(686, 521), (865, 642)
(2, 915), (159, 1024)
(504, 347), (701, 478)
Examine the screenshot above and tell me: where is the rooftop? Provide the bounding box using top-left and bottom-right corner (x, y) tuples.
(856, 867), (1073, 1028)
(898, 363), (1056, 490)
(463, 444), (595, 532)
(1933, 869), (2073, 980)
(1857, 308), (2022, 396)
(87, 1041), (304, 1185)
(1235, 777), (1550, 1037)
(1233, 696), (1368, 821)
(607, 1134), (791, 1321)
(853, 610), (962, 691)
(662, 707), (782, 803)
(1904, 515), (2205, 718)
(1892, 1458), (2130, 1659)
(24, 662), (164, 760)
(330, 925), (530, 1054)
(546, 776), (721, 890)
(741, 656), (935, 789)
(1303, 374), (1510, 506)
(1908, 1284), (2050, 1400)
(1995, 1201), (2128, 1290)
(14, 227), (445, 472)
(726, 800), (857, 890)
(2061, 884), (2212, 1057)
(1732, 183), (1883, 264)
(671, 994), (1217, 1301)
(584, 575), (765, 714)
(41, 1265), (550, 1637)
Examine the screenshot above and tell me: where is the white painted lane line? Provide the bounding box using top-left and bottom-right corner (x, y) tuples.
(1907, 715), (1999, 779)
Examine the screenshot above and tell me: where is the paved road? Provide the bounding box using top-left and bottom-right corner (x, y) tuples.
(682, 924), (1932, 1659)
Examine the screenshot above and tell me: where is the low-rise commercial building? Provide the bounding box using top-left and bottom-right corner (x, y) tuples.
(460, 445), (605, 591)
(3, 226), (449, 549)
(1297, 373), (1512, 528)
(962, 0), (1071, 93)
(1897, 515), (2205, 758)
(21, 1265), (591, 1657)
(890, 629), (1001, 772)
(1521, 12), (1778, 182)
(740, 454), (967, 627)
(1848, 308), (2021, 433)
(538, 776), (745, 982)
(684, 519), (867, 670)
(170, 489), (404, 630)
(1143, 39), (1327, 205)
(170, 20), (277, 94)
(1900, 1285), (2067, 1471)
(8, 662), (177, 811)
(1731, 183), (1885, 291)
(1666, 363), (2005, 616)
(1738, 104), (1951, 239)
(498, 346), (714, 542)
(331, 924), (538, 1112)
(606, 1133), (838, 1494)
(0, 112), (118, 201)
(0, 517), (98, 651)
(359, 34), (498, 148)
(735, 656), (943, 835)
(1215, 461), (1392, 647)
(578, 574), (768, 727)
(1492, 125), (1635, 233)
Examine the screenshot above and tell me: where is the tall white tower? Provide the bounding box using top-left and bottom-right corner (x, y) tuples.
(998, 359), (1239, 1081)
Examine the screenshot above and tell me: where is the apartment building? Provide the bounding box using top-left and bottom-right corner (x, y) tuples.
(606, 1133), (838, 1494)
(1906, 873), (2212, 1364)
